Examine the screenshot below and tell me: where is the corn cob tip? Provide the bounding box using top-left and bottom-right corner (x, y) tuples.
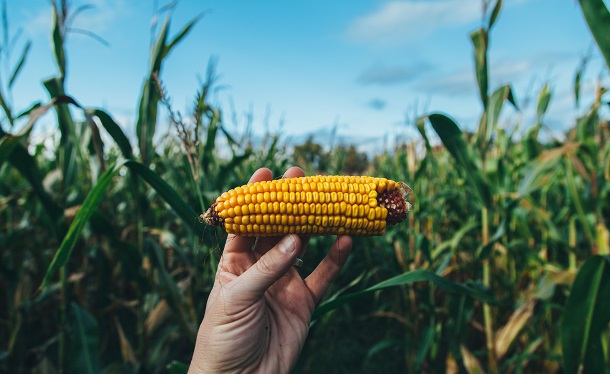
(378, 181), (412, 226)
(202, 203), (222, 227)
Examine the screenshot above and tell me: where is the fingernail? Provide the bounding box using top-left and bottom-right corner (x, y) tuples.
(278, 234), (297, 255)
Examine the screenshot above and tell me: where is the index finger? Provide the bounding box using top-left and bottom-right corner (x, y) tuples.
(223, 167), (273, 257)
(252, 166), (307, 255)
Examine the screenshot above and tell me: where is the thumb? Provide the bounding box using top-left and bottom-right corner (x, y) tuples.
(236, 234), (300, 300)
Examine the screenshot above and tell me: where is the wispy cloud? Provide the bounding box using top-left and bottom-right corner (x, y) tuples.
(21, 5), (51, 37)
(415, 68), (476, 96)
(20, 0), (131, 39)
(414, 52), (569, 97)
(70, 0), (132, 34)
(346, 0), (482, 45)
(358, 62), (432, 85)
(367, 98), (387, 110)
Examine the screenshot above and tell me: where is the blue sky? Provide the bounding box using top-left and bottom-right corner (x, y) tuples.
(5, 0), (608, 150)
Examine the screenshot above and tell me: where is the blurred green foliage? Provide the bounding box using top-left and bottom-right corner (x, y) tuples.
(1, 1), (609, 373)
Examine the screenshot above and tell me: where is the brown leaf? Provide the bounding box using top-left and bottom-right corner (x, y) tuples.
(114, 318), (138, 365)
(494, 300), (535, 359)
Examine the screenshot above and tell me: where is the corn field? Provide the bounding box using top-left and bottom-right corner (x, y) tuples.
(1, 1), (609, 373)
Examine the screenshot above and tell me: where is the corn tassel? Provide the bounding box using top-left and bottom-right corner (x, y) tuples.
(202, 175), (412, 236)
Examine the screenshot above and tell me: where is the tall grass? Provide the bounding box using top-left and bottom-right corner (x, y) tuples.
(1, 0), (609, 373)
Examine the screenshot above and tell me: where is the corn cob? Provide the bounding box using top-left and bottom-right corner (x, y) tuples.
(202, 175), (412, 236)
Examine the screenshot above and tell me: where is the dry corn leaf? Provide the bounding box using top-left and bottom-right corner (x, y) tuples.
(495, 300), (536, 359)
(460, 345), (485, 374)
(114, 318), (137, 365)
(146, 299), (170, 336)
(446, 353), (459, 374)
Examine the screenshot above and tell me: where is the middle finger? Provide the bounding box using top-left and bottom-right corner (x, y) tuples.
(251, 166), (306, 257)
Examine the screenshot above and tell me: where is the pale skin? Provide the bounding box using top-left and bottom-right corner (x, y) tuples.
(189, 166), (353, 374)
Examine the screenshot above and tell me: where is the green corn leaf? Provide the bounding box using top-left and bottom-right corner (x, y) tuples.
(44, 78), (79, 188)
(9, 40), (31, 89)
(51, 5), (66, 79)
(365, 339), (407, 365)
(202, 109), (221, 174)
(470, 28), (489, 110)
(123, 161), (201, 233)
(415, 115), (433, 153)
(562, 255), (610, 374)
(427, 113), (492, 208)
(220, 123), (239, 147)
(313, 269), (495, 320)
(576, 106), (598, 142)
(0, 98), (74, 239)
(478, 85), (518, 153)
(0, 131), (22, 167)
(146, 240), (196, 343)
(263, 136), (280, 164)
(578, 0), (610, 70)
(415, 326), (435, 370)
(165, 14), (203, 59)
(39, 161), (121, 289)
(70, 5), (96, 21)
(167, 361), (189, 374)
(603, 145), (610, 182)
(414, 116), (440, 177)
(136, 17), (171, 165)
(4, 144), (65, 239)
(488, 85), (518, 130)
(574, 59), (586, 109)
(0, 96), (73, 167)
(565, 156), (595, 246)
(68, 303), (101, 374)
(517, 143), (572, 198)
(151, 17), (170, 74)
(0, 101), (54, 168)
(86, 108), (134, 160)
(217, 150), (253, 193)
(477, 218), (507, 259)
(434, 219), (479, 273)
(40, 160), (201, 289)
(0, 90), (11, 124)
(135, 77), (160, 165)
(488, 0), (503, 29)
(536, 83), (552, 120)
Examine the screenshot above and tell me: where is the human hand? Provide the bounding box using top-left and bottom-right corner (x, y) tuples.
(188, 166), (353, 373)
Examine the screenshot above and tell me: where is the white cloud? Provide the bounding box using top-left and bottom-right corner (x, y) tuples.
(19, 0), (131, 39)
(68, 0), (131, 35)
(20, 5), (51, 38)
(358, 62), (432, 85)
(416, 68), (477, 96)
(346, 0), (482, 45)
(414, 52), (566, 97)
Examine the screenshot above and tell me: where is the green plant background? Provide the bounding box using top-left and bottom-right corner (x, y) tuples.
(1, 0), (609, 373)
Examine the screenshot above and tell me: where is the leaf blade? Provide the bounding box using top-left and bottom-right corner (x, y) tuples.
(87, 108), (134, 160)
(578, 0), (610, 69)
(427, 113), (491, 208)
(68, 303), (101, 374)
(313, 269), (495, 319)
(40, 161), (125, 289)
(470, 28), (488, 110)
(8, 40), (31, 88)
(561, 255), (610, 374)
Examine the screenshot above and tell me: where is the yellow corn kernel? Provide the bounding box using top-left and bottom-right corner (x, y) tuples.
(202, 175), (412, 237)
